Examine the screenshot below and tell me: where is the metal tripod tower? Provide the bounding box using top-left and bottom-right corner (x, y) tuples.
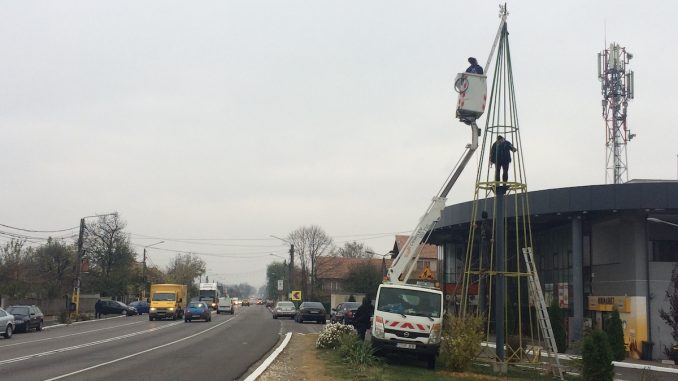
(598, 43), (635, 184)
(459, 8), (563, 378)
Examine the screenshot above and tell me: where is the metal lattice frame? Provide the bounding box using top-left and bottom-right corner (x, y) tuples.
(459, 17), (563, 379)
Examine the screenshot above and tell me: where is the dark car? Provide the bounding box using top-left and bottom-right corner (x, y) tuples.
(331, 302), (361, 325)
(100, 300), (137, 316)
(242, 299), (250, 307)
(6, 305), (44, 332)
(295, 302), (326, 324)
(184, 301), (211, 322)
(128, 300), (149, 315)
(265, 299), (275, 308)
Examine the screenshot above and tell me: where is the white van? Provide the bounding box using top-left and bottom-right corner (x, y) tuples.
(217, 297), (234, 315)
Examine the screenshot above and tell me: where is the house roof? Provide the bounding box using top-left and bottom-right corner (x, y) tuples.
(316, 256), (393, 281)
(393, 235), (438, 260)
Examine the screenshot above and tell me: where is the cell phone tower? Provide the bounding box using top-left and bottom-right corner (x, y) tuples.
(598, 43), (635, 184)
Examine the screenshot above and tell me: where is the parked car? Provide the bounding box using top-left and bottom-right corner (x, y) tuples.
(330, 302), (361, 325)
(6, 305), (44, 332)
(272, 301), (296, 319)
(128, 300), (149, 315)
(0, 307), (15, 339)
(242, 299), (250, 307)
(184, 301), (211, 322)
(295, 302), (327, 324)
(217, 297), (234, 315)
(99, 300), (137, 316)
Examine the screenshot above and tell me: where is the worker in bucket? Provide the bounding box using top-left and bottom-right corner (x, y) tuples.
(466, 57), (483, 74)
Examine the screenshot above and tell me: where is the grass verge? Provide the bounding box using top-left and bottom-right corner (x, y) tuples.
(316, 341), (581, 381)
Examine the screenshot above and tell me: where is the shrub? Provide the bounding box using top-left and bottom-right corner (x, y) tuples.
(316, 322), (357, 349)
(548, 298), (567, 353)
(338, 332), (378, 369)
(605, 309), (626, 361)
(439, 313), (484, 371)
(582, 329), (613, 381)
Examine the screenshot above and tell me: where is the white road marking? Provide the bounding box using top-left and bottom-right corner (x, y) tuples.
(0, 322), (181, 366)
(0, 321), (144, 348)
(243, 332), (292, 381)
(42, 318), (234, 381)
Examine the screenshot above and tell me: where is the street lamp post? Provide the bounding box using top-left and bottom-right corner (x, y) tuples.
(270, 253), (287, 301)
(142, 241), (164, 299)
(71, 212), (118, 321)
(271, 235), (294, 299)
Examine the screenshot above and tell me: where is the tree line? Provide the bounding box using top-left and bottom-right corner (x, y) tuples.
(0, 214), (208, 301)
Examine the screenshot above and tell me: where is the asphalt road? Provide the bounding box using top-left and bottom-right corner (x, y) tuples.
(0, 304), (324, 381)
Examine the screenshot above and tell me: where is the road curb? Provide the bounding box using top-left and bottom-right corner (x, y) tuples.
(243, 332), (292, 381)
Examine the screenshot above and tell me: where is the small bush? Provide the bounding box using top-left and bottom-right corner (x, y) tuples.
(338, 332), (378, 369)
(582, 329), (613, 381)
(439, 313), (484, 371)
(548, 298), (567, 353)
(605, 309), (626, 361)
(316, 322), (357, 349)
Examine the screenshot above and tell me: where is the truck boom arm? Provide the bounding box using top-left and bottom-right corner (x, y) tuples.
(387, 122), (480, 283)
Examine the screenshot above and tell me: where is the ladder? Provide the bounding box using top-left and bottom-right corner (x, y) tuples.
(522, 247), (564, 380)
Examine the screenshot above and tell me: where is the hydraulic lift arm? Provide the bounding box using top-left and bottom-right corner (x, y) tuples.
(386, 122), (480, 284)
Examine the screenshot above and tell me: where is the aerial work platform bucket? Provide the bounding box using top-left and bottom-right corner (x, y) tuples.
(455, 73), (487, 124)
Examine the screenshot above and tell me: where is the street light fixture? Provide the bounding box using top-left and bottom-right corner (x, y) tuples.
(71, 212), (118, 320)
(142, 241), (164, 299)
(647, 217), (678, 228)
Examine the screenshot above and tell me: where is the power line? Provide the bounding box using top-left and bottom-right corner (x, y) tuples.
(0, 222), (79, 233)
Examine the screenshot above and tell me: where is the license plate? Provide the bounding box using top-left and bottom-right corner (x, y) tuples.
(396, 343), (416, 350)
(310, 311), (319, 314)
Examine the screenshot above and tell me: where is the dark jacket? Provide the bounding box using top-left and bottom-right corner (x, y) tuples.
(490, 140), (515, 165)
(466, 64), (484, 74)
(354, 299), (373, 329)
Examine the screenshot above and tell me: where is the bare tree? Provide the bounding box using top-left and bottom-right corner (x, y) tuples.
(83, 214), (136, 296)
(165, 253), (206, 295)
(34, 238), (75, 298)
(335, 241), (374, 258)
(287, 225), (333, 298)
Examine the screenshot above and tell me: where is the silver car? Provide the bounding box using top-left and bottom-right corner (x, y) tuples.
(272, 301), (296, 319)
(0, 307), (15, 339)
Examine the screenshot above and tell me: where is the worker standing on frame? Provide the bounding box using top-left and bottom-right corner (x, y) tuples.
(466, 57), (484, 74)
(489, 135), (517, 183)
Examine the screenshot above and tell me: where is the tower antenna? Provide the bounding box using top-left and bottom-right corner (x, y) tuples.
(598, 42), (635, 184)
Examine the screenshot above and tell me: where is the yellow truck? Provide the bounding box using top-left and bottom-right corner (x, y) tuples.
(149, 284), (188, 321)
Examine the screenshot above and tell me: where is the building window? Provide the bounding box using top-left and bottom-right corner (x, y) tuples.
(652, 240), (678, 262)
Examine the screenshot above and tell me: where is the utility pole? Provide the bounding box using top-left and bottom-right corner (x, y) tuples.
(289, 244), (294, 300)
(142, 241), (163, 300)
(70, 218), (85, 321)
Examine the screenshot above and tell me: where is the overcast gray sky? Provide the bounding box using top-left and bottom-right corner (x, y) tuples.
(1, 1), (676, 288)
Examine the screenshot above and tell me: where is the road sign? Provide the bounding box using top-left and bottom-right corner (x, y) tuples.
(277, 279), (284, 291)
(419, 266), (433, 279)
(291, 290), (302, 301)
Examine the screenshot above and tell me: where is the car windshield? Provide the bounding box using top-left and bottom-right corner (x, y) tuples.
(152, 293), (176, 302)
(8, 306), (29, 315)
(376, 288), (441, 318)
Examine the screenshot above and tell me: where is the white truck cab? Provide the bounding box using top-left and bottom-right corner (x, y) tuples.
(371, 283), (443, 368)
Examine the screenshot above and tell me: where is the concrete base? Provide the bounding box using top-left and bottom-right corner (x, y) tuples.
(492, 362), (508, 375)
